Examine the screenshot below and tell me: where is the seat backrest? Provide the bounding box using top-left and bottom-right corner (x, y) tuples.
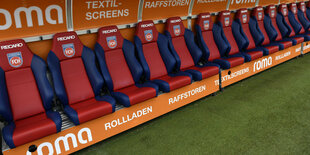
(196, 12), (221, 61)
(289, 3), (305, 34)
(48, 32), (100, 105)
(279, 4), (295, 37)
(165, 17), (195, 70)
(218, 10), (240, 56)
(96, 26), (143, 91)
(298, 2), (308, 20)
(236, 8), (256, 50)
(0, 40), (49, 122)
(265, 5), (284, 41)
(252, 6), (271, 45)
(135, 20), (174, 80)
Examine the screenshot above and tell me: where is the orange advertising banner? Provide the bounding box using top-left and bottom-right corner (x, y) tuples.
(192, 0), (228, 15)
(303, 41), (310, 54)
(3, 75), (219, 155)
(72, 0), (140, 30)
(142, 0), (192, 20)
(258, 0), (279, 6)
(221, 44), (302, 87)
(0, 0), (67, 41)
(279, 0), (297, 3)
(228, 0), (257, 10)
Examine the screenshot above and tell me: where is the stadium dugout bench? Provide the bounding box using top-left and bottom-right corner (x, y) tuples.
(47, 32), (116, 125)
(164, 16), (220, 81)
(95, 26), (158, 107)
(0, 39), (62, 148)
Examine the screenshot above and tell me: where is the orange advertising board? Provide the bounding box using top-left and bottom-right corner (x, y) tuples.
(228, 0), (257, 10)
(142, 0), (191, 20)
(192, 0), (228, 15)
(4, 75), (219, 155)
(0, 0), (67, 41)
(303, 41), (310, 54)
(72, 0), (140, 30)
(279, 0), (297, 3)
(258, 0), (279, 6)
(221, 44), (302, 87)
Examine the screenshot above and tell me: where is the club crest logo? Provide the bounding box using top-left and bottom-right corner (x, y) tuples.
(203, 20), (210, 30)
(7, 52), (23, 68)
(144, 30), (153, 41)
(258, 12), (263, 20)
(271, 10), (275, 17)
(224, 17), (230, 26)
(242, 14), (247, 23)
(173, 25), (181, 36)
(283, 8), (287, 15)
(106, 36), (117, 49)
(293, 7), (297, 14)
(302, 6), (305, 12)
(62, 43), (75, 58)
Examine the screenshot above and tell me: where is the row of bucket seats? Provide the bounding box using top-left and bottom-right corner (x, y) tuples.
(1, 2), (310, 149)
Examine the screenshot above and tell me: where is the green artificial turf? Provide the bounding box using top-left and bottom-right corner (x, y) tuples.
(75, 54), (310, 155)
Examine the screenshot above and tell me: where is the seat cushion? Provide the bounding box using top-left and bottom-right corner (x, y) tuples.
(263, 45), (279, 55)
(12, 113), (57, 147)
(153, 74), (191, 92)
(292, 36), (304, 44)
(69, 98), (113, 124)
(279, 41), (293, 49)
(113, 85), (157, 107)
(243, 51), (264, 62)
(183, 66), (219, 81)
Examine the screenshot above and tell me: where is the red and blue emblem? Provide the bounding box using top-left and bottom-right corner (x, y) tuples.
(62, 43), (75, 58)
(258, 12), (263, 20)
(283, 8), (287, 16)
(242, 14), (247, 23)
(7, 52), (23, 68)
(271, 10), (275, 17)
(203, 20), (210, 30)
(144, 30), (153, 42)
(106, 36), (117, 49)
(225, 17), (230, 26)
(173, 25), (181, 36)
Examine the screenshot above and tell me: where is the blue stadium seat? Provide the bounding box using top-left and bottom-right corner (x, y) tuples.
(164, 17), (219, 81)
(47, 32), (116, 125)
(95, 26), (158, 107)
(195, 12), (244, 69)
(0, 39), (61, 148)
(134, 20), (192, 93)
(287, 3), (310, 41)
(232, 8), (264, 59)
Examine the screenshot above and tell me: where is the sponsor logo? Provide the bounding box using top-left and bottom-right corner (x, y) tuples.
(26, 128), (92, 155)
(106, 36), (117, 49)
(275, 51), (291, 60)
(57, 35), (75, 41)
(169, 85), (206, 104)
(201, 14), (210, 18)
(0, 5), (63, 30)
(258, 12), (263, 20)
(215, 67), (250, 86)
(102, 29), (117, 34)
(231, 0), (256, 5)
(144, 0), (190, 8)
(170, 19), (181, 23)
(105, 106), (152, 130)
(7, 52), (23, 68)
(144, 30), (153, 41)
(1, 43), (23, 50)
(203, 20), (210, 30)
(141, 23), (154, 28)
(62, 43), (75, 58)
(224, 17), (229, 26)
(242, 14), (247, 23)
(173, 25), (181, 36)
(253, 56), (272, 72)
